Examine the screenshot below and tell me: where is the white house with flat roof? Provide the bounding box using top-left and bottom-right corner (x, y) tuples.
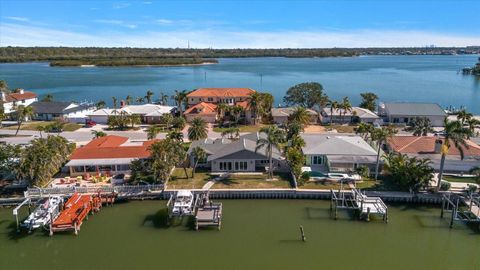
(378, 102), (446, 126)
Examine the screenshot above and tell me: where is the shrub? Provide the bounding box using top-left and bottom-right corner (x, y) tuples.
(440, 181), (451, 191)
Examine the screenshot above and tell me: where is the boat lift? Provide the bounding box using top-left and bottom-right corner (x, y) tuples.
(194, 192), (223, 231)
(12, 198), (32, 232)
(330, 183), (388, 223)
(440, 193), (480, 229)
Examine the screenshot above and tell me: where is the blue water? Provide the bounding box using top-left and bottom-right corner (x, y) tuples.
(0, 55), (479, 113)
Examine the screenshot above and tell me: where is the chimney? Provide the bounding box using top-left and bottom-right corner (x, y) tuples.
(120, 100), (126, 108)
(19, 89), (24, 94)
(434, 139), (443, 154)
(1, 92), (6, 102)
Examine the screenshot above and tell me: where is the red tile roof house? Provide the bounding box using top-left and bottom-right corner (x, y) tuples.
(184, 88), (256, 124)
(65, 135), (156, 178)
(1, 89), (38, 115)
(386, 136), (480, 173)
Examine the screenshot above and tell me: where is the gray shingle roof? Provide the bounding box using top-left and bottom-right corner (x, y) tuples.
(301, 134), (377, 156)
(384, 102), (446, 117)
(189, 132), (283, 161)
(30, 101), (92, 114)
(271, 107), (317, 117)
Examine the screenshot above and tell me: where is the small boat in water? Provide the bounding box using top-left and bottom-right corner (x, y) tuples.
(169, 190), (195, 217)
(22, 196), (63, 232)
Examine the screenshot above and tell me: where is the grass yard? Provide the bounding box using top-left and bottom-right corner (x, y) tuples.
(443, 175), (479, 184)
(327, 125), (356, 133)
(213, 124), (265, 133)
(168, 168), (212, 189)
(212, 172), (292, 189)
(299, 178), (378, 190)
(1, 121), (82, 132)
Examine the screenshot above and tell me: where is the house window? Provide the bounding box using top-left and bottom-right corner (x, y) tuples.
(234, 161), (248, 171)
(404, 118), (409, 123)
(208, 97), (213, 102)
(116, 164), (130, 171)
(71, 166), (85, 173)
(312, 156), (324, 165)
(219, 162), (232, 171)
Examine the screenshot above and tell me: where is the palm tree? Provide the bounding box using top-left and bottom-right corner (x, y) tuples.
(36, 125), (45, 138)
(436, 119), (473, 191)
(341, 97), (352, 123)
(191, 146), (207, 178)
(125, 95), (133, 105)
(221, 127), (240, 140)
(405, 117), (434, 136)
(355, 123), (373, 140)
(172, 90), (188, 116)
(326, 100), (339, 125)
(15, 105), (34, 136)
(457, 109), (473, 126)
(255, 125), (286, 179)
(188, 117), (208, 141)
(96, 100), (106, 109)
(370, 125), (397, 180)
(129, 114), (142, 128)
(145, 90), (154, 104)
(167, 130), (184, 142)
(231, 105), (244, 124)
(158, 92), (169, 105)
(289, 134), (305, 150)
(91, 130), (107, 138)
(112, 97), (118, 109)
(216, 103), (229, 122)
(136, 97), (145, 104)
(0, 107), (5, 129)
(288, 107), (311, 128)
(248, 92), (262, 125)
(147, 125), (162, 140)
(41, 94), (54, 102)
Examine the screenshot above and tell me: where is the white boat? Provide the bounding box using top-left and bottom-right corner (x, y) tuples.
(327, 173), (362, 181)
(170, 190), (195, 216)
(22, 196), (63, 232)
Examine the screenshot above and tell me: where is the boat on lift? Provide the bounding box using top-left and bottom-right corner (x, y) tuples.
(169, 190), (195, 217)
(22, 196), (63, 232)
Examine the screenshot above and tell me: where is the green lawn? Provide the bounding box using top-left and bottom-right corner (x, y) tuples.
(443, 175), (479, 184)
(213, 124), (265, 133)
(1, 121), (82, 132)
(168, 168), (212, 189)
(213, 172), (292, 189)
(299, 178), (381, 190)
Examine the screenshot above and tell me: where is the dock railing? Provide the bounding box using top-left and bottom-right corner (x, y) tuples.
(24, 184), (165, 199)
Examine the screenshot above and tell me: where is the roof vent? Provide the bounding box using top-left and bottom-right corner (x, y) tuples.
(326, 136), (331, 139)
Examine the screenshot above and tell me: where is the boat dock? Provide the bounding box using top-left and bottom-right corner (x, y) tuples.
(330, 186), (388, 223)
(194, 193), (222, 230)
(441, 193), (480, 229)
(49, 193), (102, 235)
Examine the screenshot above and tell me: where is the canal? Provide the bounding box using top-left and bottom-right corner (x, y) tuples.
(0, 200), (479, 270)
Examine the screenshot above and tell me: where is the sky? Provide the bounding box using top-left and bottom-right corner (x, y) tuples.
(1, 0), (479, 48)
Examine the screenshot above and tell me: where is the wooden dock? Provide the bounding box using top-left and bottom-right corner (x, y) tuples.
(194, 193), (222, 230)
(330, 186), (388, 223)
(441, 194), (480, 229)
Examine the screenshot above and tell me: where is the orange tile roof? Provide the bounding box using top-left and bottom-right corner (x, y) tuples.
(236, 100), (250, 109)
(387, 136), (480, 156)
(187, 88), (256, 98)
(70, 135), (155, 160)
(184, 102), (217, 115)
(1, 90), (37, 103)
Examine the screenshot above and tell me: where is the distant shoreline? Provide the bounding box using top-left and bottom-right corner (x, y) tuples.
(75, 62), (218, 68)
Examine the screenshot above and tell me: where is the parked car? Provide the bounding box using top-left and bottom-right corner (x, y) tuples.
(85, 120), (97, 128)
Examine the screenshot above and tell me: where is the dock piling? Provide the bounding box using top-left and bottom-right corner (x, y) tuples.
(299, 225), (306, 242)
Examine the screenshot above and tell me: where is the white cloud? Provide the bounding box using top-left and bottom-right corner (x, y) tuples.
(113, 3), (131, 9)
(94, 19), (137, 29)
(4, 16), (29, 22)
(1, 23), (479, 48)
(156, 19), (173, 25)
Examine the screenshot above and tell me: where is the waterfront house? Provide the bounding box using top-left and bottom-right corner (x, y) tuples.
(378, 102), (446, 126)
(386, 136), (480, 173)
(320, 106), (379, 124)
(0, 89), (38, 114)
(185, 88), (255, 124)
(87, 104), (175, 124)
(187, 132), (287, 173)
(65, 135), (155, 177)
(30, 101), (96, 123)
(271, 107), (318, 125)
(301, 134), (379, 173)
